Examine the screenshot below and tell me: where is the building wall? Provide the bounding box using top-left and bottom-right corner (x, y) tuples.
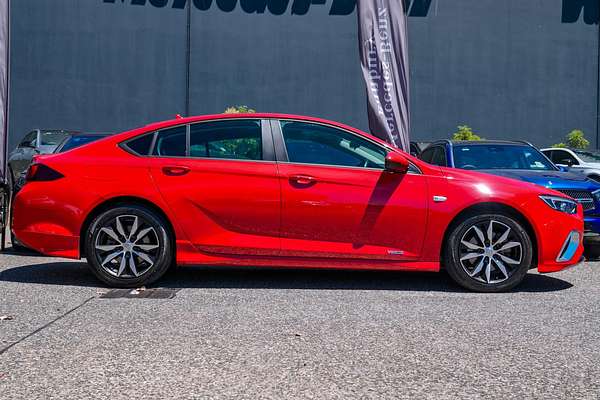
(8, 0), (600, 151)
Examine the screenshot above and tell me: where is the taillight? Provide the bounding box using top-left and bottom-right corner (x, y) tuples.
(25, 163), (64, 182)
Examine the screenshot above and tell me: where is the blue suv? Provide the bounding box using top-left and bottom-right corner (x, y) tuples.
(419, 140), (600, 246)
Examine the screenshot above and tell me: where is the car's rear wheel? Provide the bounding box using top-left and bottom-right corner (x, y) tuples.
(444, 213), (533, 292)
(85, 205), (173, 288)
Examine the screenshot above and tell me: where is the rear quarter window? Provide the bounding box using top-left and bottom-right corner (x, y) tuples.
(123, 133), (155, 156)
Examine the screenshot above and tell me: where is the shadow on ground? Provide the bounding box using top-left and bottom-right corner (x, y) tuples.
(0, 261), (574, 293)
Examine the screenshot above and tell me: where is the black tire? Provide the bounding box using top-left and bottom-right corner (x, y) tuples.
(6, 171), (29, 253)
(10, 232), (31, 253)
(583, 241), (600, 261)
(85, 204), (173, 288)
(444, 213), (533, 292)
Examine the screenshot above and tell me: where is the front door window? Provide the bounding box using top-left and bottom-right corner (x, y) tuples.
(280, 121), (387, 169)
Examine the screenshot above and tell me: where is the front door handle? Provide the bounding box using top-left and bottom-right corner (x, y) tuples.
(289, 174), (316, 185)
(162, 165), (190, 176)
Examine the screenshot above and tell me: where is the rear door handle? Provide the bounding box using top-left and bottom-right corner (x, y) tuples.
(162, 165), (190, 176)
(289, 174), (316, 185)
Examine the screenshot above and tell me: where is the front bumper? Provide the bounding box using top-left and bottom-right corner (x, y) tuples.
(535, 205), (584, 273)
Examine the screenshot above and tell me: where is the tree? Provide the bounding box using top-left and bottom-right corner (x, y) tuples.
(224, 105), (256, 114)
(452, 125), (482, 141)
(552, 129), (589, 149)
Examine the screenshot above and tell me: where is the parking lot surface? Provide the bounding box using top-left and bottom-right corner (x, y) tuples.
(1, 252), (599, 399)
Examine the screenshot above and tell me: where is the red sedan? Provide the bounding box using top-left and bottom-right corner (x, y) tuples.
(12, 114), (584, 292)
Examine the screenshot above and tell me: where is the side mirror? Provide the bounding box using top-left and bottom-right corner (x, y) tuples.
(385, 152), (409, 174)
(559, 159), (575, 167)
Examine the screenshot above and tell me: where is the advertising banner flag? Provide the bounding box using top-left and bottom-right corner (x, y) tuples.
(0, 0), (8, 178)
(357, 0), (410, 151)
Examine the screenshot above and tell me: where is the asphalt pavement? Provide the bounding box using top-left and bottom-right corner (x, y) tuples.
(1, 250), (599, 399)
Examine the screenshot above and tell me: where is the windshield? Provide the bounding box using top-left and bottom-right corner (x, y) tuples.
(574, 150), (600, 163)
(452, 144), (556, 171)
(58, 135), (107, 152)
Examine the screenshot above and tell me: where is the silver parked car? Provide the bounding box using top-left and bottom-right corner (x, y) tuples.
(7, 129), (77, 191)
(541, 148), (600, 183)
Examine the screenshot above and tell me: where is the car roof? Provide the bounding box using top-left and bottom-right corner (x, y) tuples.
(114, 113), (400, 151)
(66, 132), (111, 136)
(426, 139), (535, 148)
(541, 147), (600, 154)
(449, 140), (532, 146)
(38, 129), (80, 134)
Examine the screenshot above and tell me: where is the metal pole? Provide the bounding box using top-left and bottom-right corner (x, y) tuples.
(1, 0), (9, 251)
(185, 0), (191, 117)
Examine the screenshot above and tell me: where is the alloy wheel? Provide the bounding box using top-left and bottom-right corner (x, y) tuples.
(458, 219), (523, 284)
(94, 214), (160, 279)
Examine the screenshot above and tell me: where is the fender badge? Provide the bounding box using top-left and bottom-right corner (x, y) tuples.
(433, 196), (447, 202)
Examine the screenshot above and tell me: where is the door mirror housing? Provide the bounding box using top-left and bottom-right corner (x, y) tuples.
(385, 152), (409, 174)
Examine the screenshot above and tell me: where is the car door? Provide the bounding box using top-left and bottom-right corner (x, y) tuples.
(148, 119), (281, 256)
(273, 119), (428, 260)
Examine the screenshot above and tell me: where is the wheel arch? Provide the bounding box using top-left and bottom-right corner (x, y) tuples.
(79, 196), (176, 259)
(440, 202), (538, 269)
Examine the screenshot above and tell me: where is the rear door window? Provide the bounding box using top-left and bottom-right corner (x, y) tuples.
(189, 119), (262, 160)
(153, 126), (187, 157)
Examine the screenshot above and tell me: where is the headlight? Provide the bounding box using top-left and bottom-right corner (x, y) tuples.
(540, 195), (578, 214)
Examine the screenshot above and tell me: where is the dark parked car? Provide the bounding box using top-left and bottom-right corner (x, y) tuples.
(7, 129), (77, 190)
(54, 132), (110, 153)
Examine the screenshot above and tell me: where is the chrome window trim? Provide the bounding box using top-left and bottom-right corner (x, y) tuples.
(132, 154), (278, 165)
(118, 116), (422, 174)
(275, 160), (422, 175)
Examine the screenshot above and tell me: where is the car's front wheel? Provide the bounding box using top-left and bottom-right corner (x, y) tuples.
(444, 213), (533, 292)
(85, 205), (173, 288)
